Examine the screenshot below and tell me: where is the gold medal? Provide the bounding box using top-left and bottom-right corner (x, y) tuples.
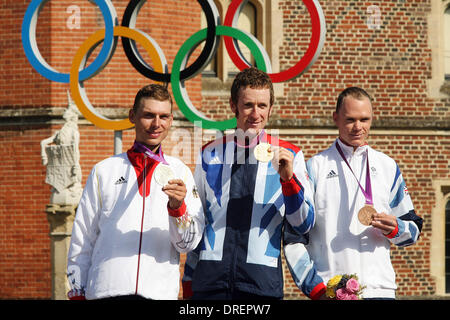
(254, 143), (273, 162)
(358, 205), (376, 226)
(154, 164), (175, 186)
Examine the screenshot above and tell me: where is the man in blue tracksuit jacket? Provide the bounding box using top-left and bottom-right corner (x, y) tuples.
(182, 68), (325, 300)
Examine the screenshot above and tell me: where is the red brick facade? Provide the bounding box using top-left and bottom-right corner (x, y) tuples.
(0, 0), (448, 299)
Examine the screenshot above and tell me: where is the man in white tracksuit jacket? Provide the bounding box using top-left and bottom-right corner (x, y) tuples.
(306, 87), (423, 299)
(66, 84), (204, 300)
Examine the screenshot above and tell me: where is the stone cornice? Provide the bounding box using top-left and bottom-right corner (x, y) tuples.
(0, 107), (449, 130)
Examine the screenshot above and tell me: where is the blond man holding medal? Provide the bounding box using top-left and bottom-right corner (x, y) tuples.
(305, 87), (423, 299)
(182, 68), (325, 300)
(66, 84), (204, 300)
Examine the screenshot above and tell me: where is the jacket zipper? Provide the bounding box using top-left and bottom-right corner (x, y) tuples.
(229, 245), (238, 296)
(135, 156), (147, 295)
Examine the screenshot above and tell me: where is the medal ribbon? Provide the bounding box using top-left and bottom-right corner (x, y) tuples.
(234, 129), (265, 148)
(132, 141), (168, 165)
(335, 141), (373, 206)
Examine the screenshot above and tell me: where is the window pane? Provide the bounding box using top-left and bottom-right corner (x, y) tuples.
(200, 5), (217, 76)
(447, 273), (450, 294)
(446, 257), (450, 271)
(226, 2), (257, 74)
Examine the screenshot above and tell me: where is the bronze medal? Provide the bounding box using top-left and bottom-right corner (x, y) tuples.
(358, 205), (376, 226)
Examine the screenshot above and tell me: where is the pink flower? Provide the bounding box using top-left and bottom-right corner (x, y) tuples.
(347, 294), (358, 300)
(335, 288), (349, 300)
(346, 278), (360, 293)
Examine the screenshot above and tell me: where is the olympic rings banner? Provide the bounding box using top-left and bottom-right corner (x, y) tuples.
(22, 0), (326, 131)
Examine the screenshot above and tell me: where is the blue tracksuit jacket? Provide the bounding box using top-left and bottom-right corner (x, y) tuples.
(182, 132), (324, 299)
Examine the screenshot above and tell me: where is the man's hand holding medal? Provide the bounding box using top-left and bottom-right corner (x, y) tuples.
(162, 178), (187, 211)
(155, 164), (187, 211)
(254, 142), (294, 182)
(371, 212), (398, 236)
(335, 142), (398, 235)
(359, 207), (398, 236)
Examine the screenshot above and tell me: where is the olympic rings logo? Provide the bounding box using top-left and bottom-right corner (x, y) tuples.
(22, 0), (326, 131)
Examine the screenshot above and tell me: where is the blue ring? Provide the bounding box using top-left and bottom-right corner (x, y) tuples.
(21, 0), (117, 83)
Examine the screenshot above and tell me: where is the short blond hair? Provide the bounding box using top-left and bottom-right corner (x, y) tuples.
(336, 87), (372, 112)
(133, 84), (172, 112)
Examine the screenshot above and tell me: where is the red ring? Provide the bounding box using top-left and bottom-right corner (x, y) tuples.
(223, 0), (325, 83)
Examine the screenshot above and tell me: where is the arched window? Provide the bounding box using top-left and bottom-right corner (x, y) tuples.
(446, 199), (450, 293)
(428, 1), (450, 97)
(225, 1), (257, 76)
(201, 0), (260, 80)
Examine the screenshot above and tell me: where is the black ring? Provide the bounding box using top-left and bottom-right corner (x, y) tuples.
(121, 0), (220, 82)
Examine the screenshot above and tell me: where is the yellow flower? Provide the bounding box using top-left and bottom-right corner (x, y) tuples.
(327, 275), (342, 288)
(326, 287), (336, 298)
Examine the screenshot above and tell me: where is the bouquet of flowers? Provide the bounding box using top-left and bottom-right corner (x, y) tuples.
(325, 274), (365, 300)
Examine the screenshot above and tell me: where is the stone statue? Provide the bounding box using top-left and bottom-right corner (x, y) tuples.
(41, 91), (82, 205)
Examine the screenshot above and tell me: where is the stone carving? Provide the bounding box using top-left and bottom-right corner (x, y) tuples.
(41, 91), (82, 205)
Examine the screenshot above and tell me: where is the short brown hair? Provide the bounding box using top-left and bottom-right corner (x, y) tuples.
(133, 84), (173, 112)
(230, 67), (274, 106)
(336, 87), (372, 112)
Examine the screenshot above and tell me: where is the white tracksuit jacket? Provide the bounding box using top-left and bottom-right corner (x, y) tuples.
(306, 139), (423, 299)
(67, 148), (204, 300)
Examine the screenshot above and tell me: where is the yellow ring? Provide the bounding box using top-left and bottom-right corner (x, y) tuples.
(70, 26), (165, 131)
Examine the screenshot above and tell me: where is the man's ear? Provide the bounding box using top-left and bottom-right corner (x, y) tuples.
(230, 97), (237, 115)
(332, 111), (338, 124)
(129, 109), (136, 124)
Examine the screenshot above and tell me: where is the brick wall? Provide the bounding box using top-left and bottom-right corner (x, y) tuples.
(0, 126), (52, 298)
(1, 1), (51, 107)
(202, 1), (448, 122)
(0, 0), (449, 299)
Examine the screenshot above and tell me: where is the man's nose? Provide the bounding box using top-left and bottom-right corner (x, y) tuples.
(353, 120), (362, 131)
(249, 106), (259, 118)
(152, 116), (161, 127)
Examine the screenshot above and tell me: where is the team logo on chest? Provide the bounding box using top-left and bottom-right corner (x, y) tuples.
(326, 170), (338, 179)
(114, 176), (127, 185)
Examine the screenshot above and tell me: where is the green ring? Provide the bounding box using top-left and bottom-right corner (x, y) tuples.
(171, 25), (268, 131)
